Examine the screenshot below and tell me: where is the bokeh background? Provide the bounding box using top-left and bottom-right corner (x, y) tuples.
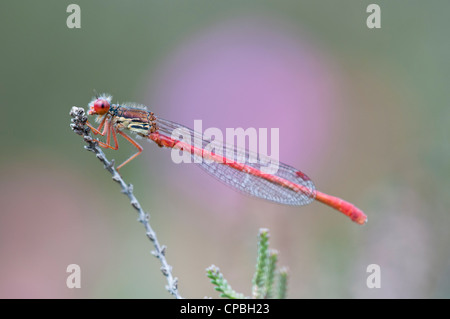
(0, 0), (449, 298)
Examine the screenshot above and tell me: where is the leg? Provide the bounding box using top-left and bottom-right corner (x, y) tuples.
(86, 115), (108, 136)
(90, 120), (119, 150)
(109, 124), (119, 150)
(115, 130), (143, 171)
(86, 119), (143, 172)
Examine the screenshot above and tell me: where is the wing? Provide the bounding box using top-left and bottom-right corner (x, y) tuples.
(154, 117), (316, 206)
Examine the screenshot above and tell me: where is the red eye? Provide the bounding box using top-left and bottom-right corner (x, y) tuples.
(92, 99), (110, 114)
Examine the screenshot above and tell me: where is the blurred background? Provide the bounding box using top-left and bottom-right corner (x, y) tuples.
(0, 0), (449, 298)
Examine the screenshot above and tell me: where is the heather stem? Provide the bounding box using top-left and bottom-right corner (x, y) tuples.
(70, 106), (182, 299)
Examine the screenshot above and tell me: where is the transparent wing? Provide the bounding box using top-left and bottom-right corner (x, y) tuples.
(155, 118), (316, 206)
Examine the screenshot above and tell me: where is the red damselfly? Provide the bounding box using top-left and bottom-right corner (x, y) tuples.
(85, 94), (367, 225)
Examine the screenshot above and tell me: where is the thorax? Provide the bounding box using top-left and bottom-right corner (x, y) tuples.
(108, 105), (157, 137)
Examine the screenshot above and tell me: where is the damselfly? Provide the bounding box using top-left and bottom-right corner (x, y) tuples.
(85, 94), (367, 225)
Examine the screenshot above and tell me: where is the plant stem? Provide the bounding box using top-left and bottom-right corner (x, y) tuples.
(70, 106), (182, 299)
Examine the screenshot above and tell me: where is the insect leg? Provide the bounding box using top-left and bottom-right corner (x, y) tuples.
(89, 120), (118, 150)
(115, 130), (143, 171)
(86, 115), (108, 136)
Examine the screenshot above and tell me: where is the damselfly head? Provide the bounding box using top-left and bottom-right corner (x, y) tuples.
(88, 94), (112, 115)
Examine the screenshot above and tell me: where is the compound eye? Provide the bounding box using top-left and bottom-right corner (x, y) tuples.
(94, 99), (110, 114)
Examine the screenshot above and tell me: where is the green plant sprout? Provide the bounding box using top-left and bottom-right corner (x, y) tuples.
(206, 228), (288, 299)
